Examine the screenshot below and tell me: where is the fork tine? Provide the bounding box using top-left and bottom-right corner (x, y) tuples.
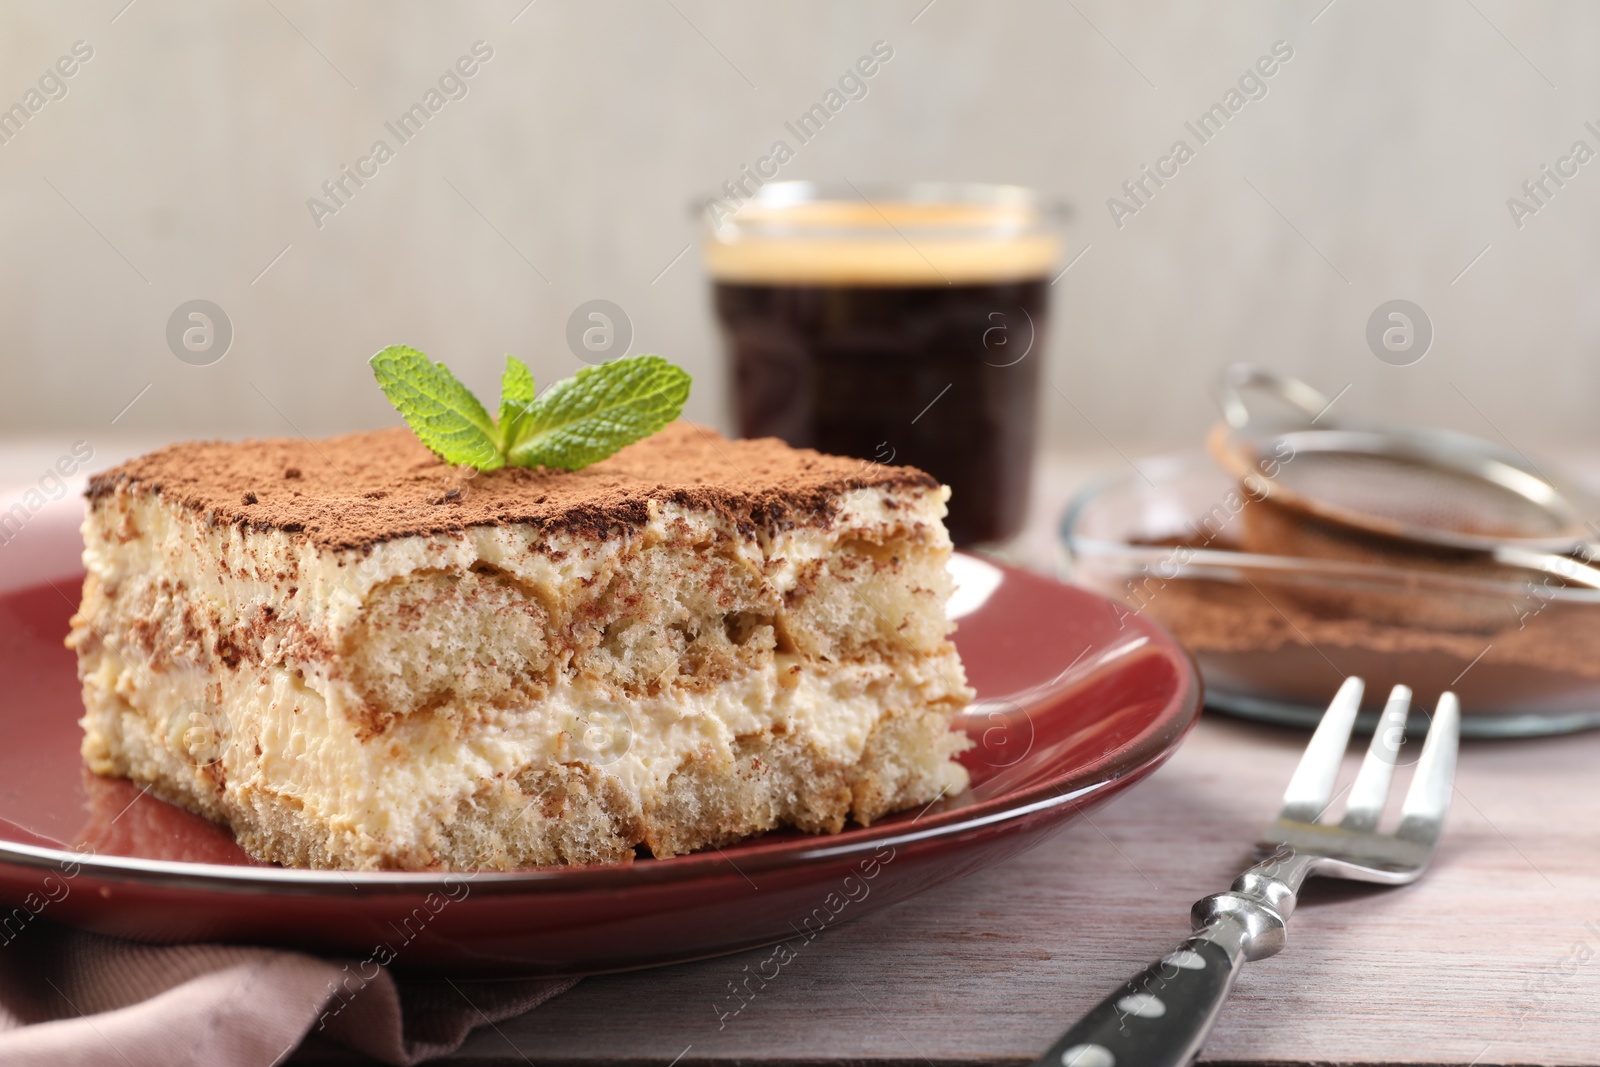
(1397, 691), (1461, 846)
(1279, 676), (1365, 823)
(1339, 685), (1412, 832)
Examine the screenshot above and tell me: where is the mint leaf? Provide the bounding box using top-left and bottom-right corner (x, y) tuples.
(498, 356), (536, 452)
(369, 345), (505, 470)
(505, 355), (691, 471)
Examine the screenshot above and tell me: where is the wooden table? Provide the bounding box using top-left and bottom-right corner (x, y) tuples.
(7, 445), (1594, 1065)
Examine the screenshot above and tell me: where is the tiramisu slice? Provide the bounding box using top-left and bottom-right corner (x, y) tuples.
(70, 424), (972, 870)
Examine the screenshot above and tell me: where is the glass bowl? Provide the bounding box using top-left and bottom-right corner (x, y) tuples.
(1059, 452), (1600, 737)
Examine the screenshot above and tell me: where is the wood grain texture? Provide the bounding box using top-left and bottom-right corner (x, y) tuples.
(400, 715), (1600, 1066)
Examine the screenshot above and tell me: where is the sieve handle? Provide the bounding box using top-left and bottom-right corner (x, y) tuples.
(1216, 364), (1334, 430)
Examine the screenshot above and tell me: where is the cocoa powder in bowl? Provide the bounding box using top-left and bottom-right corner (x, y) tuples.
(1136, 526), (1600, 721)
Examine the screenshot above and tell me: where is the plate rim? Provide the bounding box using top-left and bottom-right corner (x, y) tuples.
(0, 556), (1203, 897)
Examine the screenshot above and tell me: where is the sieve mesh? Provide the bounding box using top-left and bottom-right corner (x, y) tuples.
(1270, 451), (1567, 539)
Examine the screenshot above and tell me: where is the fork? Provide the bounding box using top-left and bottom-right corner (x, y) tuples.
(1035, 677), (1460, 1067)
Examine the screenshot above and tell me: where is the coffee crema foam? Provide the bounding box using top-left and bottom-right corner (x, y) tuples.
(706, 201), (1062, 285)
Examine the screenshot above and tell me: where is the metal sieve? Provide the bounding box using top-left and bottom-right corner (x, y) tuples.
(1210, 364), (1600, 589)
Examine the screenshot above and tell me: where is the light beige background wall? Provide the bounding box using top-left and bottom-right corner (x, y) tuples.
(2, 0), (1597, 462)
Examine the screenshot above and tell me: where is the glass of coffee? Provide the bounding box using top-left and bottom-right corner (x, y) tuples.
(704, 182), (1063, 547)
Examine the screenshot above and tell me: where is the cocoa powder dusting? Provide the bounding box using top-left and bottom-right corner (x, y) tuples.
(86, 422), (939, 550)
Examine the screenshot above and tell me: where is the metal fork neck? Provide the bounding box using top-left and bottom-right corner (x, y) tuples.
(1191, 847), (1316, 962)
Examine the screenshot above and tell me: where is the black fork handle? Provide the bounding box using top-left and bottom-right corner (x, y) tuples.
(1031, 937), (1243, 1067)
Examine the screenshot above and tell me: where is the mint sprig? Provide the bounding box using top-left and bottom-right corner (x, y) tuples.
(369, 346), (691, 472)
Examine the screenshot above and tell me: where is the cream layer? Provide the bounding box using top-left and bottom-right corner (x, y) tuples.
(80, 644), (969, 863)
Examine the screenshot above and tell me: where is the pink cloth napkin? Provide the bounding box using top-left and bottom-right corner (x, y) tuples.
(0, 921), (575, 1066)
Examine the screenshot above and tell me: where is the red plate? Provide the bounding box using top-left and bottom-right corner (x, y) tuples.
(0, 498), (1200, 976)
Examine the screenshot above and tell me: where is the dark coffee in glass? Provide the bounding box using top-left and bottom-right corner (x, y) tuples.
(705, 184), (1060, 546)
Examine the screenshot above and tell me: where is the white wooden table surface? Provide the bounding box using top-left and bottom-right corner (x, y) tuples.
(8, 442), (1598, 1066)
